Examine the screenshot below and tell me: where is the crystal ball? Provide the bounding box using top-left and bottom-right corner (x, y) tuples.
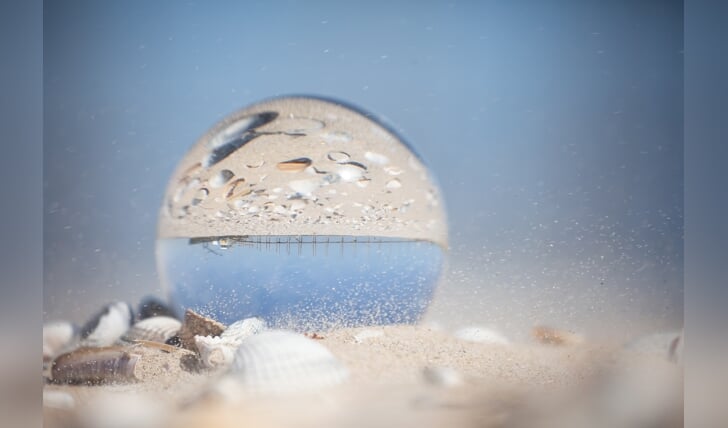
(156, 96), (448, 329)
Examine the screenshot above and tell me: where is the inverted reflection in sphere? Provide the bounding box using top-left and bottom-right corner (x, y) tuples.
(156, 97), (448, 328)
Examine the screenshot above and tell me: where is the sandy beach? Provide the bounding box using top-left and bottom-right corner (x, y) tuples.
(42, 322), (683, 428)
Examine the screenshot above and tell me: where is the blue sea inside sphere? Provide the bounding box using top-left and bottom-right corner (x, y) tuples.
(157, 235), (444, 328)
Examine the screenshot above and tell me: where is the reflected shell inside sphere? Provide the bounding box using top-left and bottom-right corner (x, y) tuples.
(156, 96), (448, 328)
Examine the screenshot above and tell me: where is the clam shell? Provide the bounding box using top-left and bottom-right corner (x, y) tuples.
(123, 316), (181, 343)
(43, 321), (79, 365)
(51, 346), (140, 384)
(80, 302), (134, 347)
(229, 330), (348, 395)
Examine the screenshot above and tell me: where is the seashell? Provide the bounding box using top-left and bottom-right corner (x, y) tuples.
(43, 321), (79, 366)
(137, 296), (179, 320)
(228, 330), (349, 396)
(276, 157), (313, 172)
(195, 336), (237, 370)
(454, 326), (510, 345)
(221, 317), (266, 341)
(531, 325), (584, 346)
(51, 346), (140, 384)
(80, 302), (134, 347)
(352, 328), (384, 344)
(170, 309), (226, 351)
(422, 366), (464, 388)
(123, 316), (181, 343)
(195, 317), (266, 370)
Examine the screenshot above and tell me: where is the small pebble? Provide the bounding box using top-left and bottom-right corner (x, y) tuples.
(352, 329), (384, 344)
(422, 366), (463, 388)
(531, 325), (584, 346)
(454, 326), (510, 345)
(43, 389), (75, 410)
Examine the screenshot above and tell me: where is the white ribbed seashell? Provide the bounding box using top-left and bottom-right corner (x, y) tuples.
(228, 330), (349, 396)
(454, 326), (510, 345)
(123, 316), (181, 343)
(195, 317), (266, 370)
(81, 302), (134, 347)
(43, 321), (79, 364)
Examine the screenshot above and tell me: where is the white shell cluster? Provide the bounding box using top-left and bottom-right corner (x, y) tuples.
(195, 317), (266, 370)
(227, 330), (349, 396)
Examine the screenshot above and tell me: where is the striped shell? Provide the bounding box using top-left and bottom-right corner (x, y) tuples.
(80, 302), (134, 347)
(123, 316), (181, 343)
(195, 317), (266, 370)
(228, 330), (348, 395)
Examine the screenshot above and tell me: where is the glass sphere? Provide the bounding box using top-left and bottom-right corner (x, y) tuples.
(156, 96), (448, 329)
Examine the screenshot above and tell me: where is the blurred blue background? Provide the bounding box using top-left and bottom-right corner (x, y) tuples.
(43, 0), (682, 341)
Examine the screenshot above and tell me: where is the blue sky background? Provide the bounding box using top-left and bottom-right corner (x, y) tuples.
(43, 1), (683, 340)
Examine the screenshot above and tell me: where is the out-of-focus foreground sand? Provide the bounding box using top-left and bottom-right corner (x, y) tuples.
(43, 324), (683, 428)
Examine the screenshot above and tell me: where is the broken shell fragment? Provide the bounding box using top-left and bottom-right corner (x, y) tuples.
(51, 346), (140, 384)
(276, 157), (312, 172)
(170, 309), (226, 351)
(123, 316), (182, 344)
(531, 325), (584, 346)
(80, 302), (134, 347)
(228, 330), (348, 396)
